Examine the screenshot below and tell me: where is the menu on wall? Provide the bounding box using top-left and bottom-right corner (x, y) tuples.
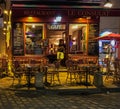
(89, 24), (99, 38)
(88, 24), (99, 56)
(13, 23), (24, 56)
(88, 42), (99, 56)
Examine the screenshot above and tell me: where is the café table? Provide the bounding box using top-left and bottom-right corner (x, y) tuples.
(77, 64), (98, 87)
(24, 64), (40, 89)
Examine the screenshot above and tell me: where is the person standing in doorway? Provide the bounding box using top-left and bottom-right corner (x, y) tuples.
(57, 39), (66, 66)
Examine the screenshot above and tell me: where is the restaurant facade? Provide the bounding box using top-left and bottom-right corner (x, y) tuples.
(11, 7), (101, 60)
(0, 0), (118, 89)
(11, 4), (120, 62)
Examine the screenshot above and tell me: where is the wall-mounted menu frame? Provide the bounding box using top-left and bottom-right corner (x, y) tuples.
(88, 23), (99, 56)
(12, 23), (24, 56)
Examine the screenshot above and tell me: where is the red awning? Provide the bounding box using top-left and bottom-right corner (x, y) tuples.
(92, 33), (120, 41)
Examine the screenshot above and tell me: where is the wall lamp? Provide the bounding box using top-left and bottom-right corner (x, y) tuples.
(104, 0), (113, 8)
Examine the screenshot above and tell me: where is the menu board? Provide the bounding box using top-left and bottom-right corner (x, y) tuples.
(89, 24), (99, 38)
(88, 42), (99, 56)
(88, 23), (99, 56)
(13, 23), (24, 56)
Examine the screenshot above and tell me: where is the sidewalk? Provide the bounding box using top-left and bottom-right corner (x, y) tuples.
(1, 89), (120, 109)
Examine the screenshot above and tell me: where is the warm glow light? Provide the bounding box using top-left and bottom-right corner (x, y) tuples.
(28, 17), (33, 20)
(3, 32), (6, 35)
(32, 25), (35, 28)
(8, 21), (11, 25)
(9, 10), (12, 15)
(73, 37), (76, 40)
(3, 28), (6, 31)
(72, 25), (78, 29)
(73, 42), (76, 45)
(27, 17), (34, 22)
(4, 10), (8, 15)
(4, 21), (7, 24)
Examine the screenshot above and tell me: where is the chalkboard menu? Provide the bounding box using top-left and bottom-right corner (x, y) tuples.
(88, 23), (99, 56)
(88, 41), (99, 56)
(89, 24), (99, 38)
(13, 23), (24, 56)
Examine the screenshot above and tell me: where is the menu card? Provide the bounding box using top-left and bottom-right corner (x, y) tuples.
(13, 23), (24, 55)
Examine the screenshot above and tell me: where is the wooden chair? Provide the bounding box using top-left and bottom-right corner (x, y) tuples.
(65, 60), (79, 84)
(11, 60), (25, 87)
(113, 59), (120, 83)
(47, 60), (61, 86)
(0, 58), (8, 77)
(104, 58), (114, 80)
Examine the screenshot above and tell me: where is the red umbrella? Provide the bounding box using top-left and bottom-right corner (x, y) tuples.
(93, 33), (120, 41)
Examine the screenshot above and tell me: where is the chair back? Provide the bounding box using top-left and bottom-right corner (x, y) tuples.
(54, 61), (60, 69)
(13, 60), (20, 68)
(65, 60), (73, 69)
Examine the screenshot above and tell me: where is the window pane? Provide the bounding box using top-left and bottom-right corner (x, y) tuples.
(69, 24), (87, 54)
(25, 23), (44, 55)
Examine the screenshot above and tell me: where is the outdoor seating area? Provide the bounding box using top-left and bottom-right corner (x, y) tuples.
(0, 55), (120, 91)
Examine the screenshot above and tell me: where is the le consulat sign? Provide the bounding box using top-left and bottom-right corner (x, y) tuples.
(23, 9), (110, 16)
(12, 8), (120, 17)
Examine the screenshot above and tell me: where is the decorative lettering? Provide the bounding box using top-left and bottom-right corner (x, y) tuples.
(24, 10), (56, 16)
(12, 9), (120, 17)
(68, 9), (110, 16)
(47, 24), (66, 30)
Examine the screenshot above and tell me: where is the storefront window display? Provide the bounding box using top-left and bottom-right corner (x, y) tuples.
(25, 23), (44, 55)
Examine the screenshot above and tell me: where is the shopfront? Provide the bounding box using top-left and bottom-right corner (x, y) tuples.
(6, 2), (120, 89)
(11, 7), (103, 61)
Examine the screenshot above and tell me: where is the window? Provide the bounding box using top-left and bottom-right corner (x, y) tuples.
(25, 23), (44, 55)
(69, 24), (87, 54)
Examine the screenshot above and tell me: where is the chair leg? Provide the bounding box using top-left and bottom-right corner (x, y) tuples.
(66, 71), (69, 83)
(56, 72), (61, 84)
(11, 76), (15, 87)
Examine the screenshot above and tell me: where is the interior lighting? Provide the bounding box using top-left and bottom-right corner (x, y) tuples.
(104, 0), (113, 8)
(72, 25), (78, 29)
(32, 24), (35, 28)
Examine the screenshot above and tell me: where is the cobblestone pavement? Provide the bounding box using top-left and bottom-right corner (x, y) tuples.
(0, 89), (120, 109)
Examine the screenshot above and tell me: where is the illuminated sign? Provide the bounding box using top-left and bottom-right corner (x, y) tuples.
(47, 24), (66, 30)
(12, 8), (120, 17)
